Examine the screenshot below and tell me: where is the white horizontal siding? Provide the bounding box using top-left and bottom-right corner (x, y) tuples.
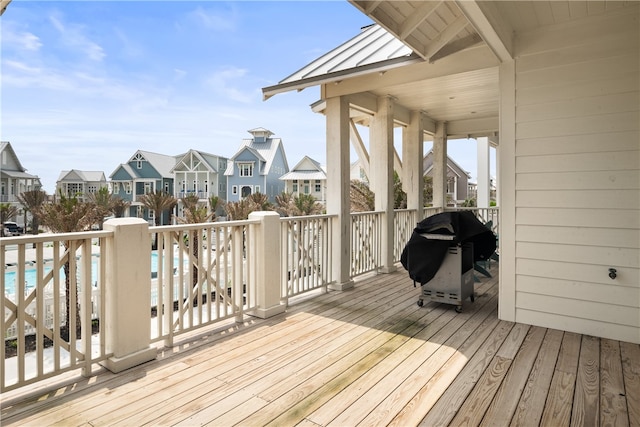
(511, 3), (640, 343)
(517, 259), (640, 289)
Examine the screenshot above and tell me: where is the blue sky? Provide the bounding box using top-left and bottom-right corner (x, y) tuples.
(1, 1), (490, 193)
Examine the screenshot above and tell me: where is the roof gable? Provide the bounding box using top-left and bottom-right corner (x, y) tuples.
(0, 141), (26, 172)
(227, 131), (289, 176)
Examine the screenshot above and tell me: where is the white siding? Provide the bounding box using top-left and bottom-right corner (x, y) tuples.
(511, 5), (639, 343)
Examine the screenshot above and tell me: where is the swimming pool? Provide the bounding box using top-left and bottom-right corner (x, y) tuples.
(3, 252), (175, 297)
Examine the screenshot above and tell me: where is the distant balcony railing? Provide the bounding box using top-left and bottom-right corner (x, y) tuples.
(176, 190), (209, 199)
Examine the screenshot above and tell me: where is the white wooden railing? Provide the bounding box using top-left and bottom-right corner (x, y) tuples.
(393, 209), (417, 263)
(150, 219), (258, 346)
(1, 207), (498, 392)
(1, 231), (112, 392)
(350, 211), (382, 276)
(280, 215), (333, 300)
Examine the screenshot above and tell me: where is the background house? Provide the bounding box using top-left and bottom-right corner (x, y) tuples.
(279, 156), (326, 205)
(109, 150), (177, 225)
(423, 150), (471, 205)
(224, 128), (289, 203)
(0, 141), (42, 228)
(55, 170), (107, 202)
(171, 149), (228, 217)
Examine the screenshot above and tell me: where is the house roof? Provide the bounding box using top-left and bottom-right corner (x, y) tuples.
(423, 150), (471, 179)
(171, 149), (226, 174)
(263, 24), (419, 100)
(129, 150), (178, 178)
(57, 170), (106, 183)
(279, 170), (326, 181)
(0, 141), (26, 172)
(225, 131), (288, 177)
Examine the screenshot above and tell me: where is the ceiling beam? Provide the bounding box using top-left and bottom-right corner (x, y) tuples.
(454, 0), (513, 62)
(399, 1), (442, 40)
(422, 15), (469, 60)
(429, 33), (483, 62)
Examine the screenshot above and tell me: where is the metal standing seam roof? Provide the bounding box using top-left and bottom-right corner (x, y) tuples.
(279, 170), (326, 181)
(263, 24), (419, 99)
(57, 170), (106, 182)
(224, 137), (286, 177)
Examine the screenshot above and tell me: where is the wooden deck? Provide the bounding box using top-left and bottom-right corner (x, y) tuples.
(1, 265), (639, 426)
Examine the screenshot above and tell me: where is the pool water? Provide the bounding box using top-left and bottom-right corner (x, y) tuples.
(3, 253), (173, 297)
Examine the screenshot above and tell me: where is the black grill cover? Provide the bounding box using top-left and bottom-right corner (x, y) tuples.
(400, 211), (497, 285)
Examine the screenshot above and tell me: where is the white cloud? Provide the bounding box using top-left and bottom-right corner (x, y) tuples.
(49, 14), (106, 62)
(186, 6), (237, 31)
(7, 31), (42, 51)
(204, 67), (256, 104)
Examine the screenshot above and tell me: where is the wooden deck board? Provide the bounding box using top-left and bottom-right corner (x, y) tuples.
(1, 265), (639, 427)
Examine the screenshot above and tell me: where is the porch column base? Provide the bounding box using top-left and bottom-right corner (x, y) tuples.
(100, 346), (157, 374)
(249, 304), (286, 319)
(380, 265), (397, 274)
(328, 280), (354, 291)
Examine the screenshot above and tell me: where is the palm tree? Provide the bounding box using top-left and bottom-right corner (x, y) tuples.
(16, 190), (47, 234)
(293, 193), (324, 216)
(0, 202), (19, 224)
(276, 192), (323, 217)
(140, 190), (177, 249)
(208, 195), (221, 220)
(224, 192), (274, 221)
(139, 190), (177, 227)
(86, 187), (114, 230)
(34, 193), (100, 341)
(111, 196), (131, 218)
(176, 194), (215, 290)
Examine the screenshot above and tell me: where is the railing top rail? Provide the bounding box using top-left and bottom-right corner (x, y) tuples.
(0, 230), (113, 246)
(351, 210), (385, 217)
(152, 218), (260, 233)
(280, 214), (336, 222)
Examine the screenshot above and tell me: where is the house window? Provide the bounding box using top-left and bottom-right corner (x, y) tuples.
(88, 185), (97, 193)
(182, 180), (186, 192)
(137, 161), (143, 169)
(113, 182), (120, 193)
(232, 185), (238, 195)
(239, 163), (253, 177)
(149, 209), (155, 222)
(204, 181), (208, 193)
(193, 180), (197, 192)
(292, 180), (298, 192)
(303, 180), (310, 194)
(315, 181), (321, 192)
(125, 183), (132, 194)
(144, 182), (152, 194)
(164, 182), (169, 193)
(255, 185), (260, 193)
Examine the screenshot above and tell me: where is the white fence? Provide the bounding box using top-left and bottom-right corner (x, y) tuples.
(1, 232), (111, 392)
(280, 215), (333, 299)
(150, 220), (258, 346)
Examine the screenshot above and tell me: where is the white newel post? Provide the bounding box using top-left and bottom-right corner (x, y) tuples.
(101, 218), (156, 373)
(249, 211), (286, 318)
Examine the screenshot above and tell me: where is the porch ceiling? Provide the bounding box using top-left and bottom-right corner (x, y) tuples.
(265, 1), (630, 140)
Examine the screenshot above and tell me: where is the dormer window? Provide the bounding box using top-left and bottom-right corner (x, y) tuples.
(238, 162), (254, 177)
